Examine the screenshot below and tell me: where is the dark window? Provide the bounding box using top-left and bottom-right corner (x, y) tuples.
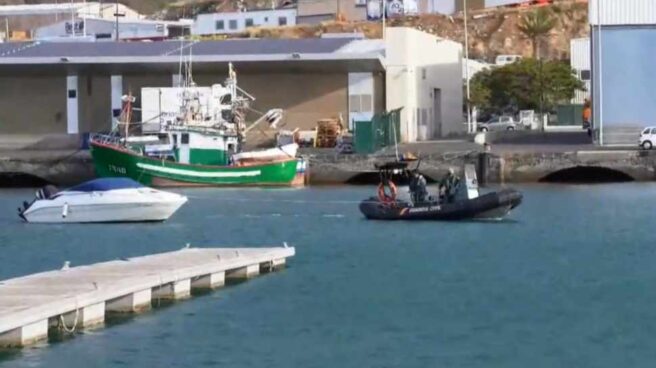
(229, 20), (237, 30)
(651, 128), (656, 135)
(68, 90), (76, 99)
(278, 17), (287, 26)
(580, 70), (591, 81)
(264, 16), (269, 22)
(181, 133), (189, 144)
(215, 20), (224, 30)
(245, 18), (254, 27)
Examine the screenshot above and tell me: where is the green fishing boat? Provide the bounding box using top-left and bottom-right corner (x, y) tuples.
(89, 63), (307, 187)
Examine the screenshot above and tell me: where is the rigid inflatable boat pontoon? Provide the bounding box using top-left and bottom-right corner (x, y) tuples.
(359, 161), (522, 221)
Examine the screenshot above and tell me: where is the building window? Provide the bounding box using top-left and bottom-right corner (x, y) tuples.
(215, 20), (224, 30)
(181, 133), (190, 144)
(245, 18), (254, 27)
(278, 17), (287, 26)
(349, 94), (373, 113)
(580, 70), (591, 81)
(264, 16), (269, 22)
(229, 19), (238, 30)
(421, 68), (426, 80)
(355, 0), (367, 6)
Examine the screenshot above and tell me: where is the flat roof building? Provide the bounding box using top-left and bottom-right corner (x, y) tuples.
(0, 28), (463, 145)
(589, 0), (656, 145)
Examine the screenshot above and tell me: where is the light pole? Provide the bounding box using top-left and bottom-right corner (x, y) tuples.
(464, 0), (472, 133)
(596, 0), (604, 145)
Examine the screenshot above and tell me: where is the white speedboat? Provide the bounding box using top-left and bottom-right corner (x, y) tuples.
(18, 178), (187, 223)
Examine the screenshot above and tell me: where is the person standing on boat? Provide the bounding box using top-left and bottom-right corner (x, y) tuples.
(409, 171), (428, 205)
(439, 168), (459, 203)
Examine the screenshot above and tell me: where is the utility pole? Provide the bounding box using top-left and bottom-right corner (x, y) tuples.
(381, 0), (386, 41)
(464, 0), (472, 133)
(596, 0), (604, 145)
(113, 0), (125, 41)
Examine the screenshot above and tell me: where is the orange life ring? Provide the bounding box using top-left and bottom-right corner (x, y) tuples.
(378, 181), (397, 203)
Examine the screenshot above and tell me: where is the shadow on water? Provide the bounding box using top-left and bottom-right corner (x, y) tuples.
(0, 173), (51, 188)
(539, 166), (634, 184)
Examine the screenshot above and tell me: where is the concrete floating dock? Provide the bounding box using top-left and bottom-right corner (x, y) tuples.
(0, 246), (294, 348)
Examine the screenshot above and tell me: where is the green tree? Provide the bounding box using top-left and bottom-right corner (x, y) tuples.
(517, 8), (557, 59)
(469, 59), (584, 115)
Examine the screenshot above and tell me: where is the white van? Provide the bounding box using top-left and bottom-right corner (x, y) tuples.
(639, 127), (656, 149)
(495, 55), (522, 66)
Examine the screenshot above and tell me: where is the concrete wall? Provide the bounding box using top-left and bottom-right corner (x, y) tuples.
(385, 27), (464, 142)
(0, 68), (371, 140)
(78, 74), (111, 133)
(0, 76), (66, 134)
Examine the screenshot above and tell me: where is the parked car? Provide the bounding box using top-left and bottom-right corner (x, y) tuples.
(477, 116), (518, 132)
(639, 127), (656, 149)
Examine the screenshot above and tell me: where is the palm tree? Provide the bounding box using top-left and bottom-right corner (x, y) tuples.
(517, 8), (557, 60)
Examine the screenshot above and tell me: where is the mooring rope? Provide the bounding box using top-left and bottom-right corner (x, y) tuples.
(59, 300), (80, 333)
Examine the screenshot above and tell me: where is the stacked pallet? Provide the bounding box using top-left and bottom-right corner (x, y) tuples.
(314, 118), (343, 148)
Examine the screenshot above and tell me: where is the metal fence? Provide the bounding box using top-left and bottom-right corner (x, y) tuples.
(354, 108), (402, 154)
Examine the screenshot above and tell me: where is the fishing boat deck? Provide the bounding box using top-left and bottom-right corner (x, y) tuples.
(0, 246), (294, 347)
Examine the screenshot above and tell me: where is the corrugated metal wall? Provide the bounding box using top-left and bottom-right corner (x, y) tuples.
(589, 0), (656, 25)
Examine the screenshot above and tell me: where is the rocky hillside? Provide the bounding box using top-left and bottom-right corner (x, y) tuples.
(230, 1), (589, 62)
(1, 0), (589, 61)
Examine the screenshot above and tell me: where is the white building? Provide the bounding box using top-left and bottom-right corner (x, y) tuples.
(385, 27), (464, 141)
(0, 2), (142, 20)
(570, 37), (590, 105)
(192, 9), (297, 36)
(35, 17), (191, 41)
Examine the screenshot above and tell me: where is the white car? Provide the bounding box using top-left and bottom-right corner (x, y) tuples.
(639, 127), (656, 149)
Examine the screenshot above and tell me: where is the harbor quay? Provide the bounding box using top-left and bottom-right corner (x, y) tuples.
(1, 140), (654, 186)
(0, 246), (294, 348)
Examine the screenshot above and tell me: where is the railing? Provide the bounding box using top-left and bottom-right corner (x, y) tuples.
(88, 133), (122, 146)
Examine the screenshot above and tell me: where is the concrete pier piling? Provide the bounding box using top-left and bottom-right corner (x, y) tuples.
(0, 246), (295, 348)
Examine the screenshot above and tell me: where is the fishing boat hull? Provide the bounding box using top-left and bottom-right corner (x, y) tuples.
(90, 141), (303, 187)
(359, 189), (523, 221)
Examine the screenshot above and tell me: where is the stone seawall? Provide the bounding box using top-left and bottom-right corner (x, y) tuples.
(1, 149), (655, 187)
(308, 150), (656, 185)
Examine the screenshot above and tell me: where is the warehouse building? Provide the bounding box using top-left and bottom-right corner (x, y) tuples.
(0, 27), (462, 144)
(590, 0), (656, 145)
(570, 37), (590, 105)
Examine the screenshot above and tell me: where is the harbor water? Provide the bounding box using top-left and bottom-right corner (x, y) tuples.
(0, 184), (655, 367)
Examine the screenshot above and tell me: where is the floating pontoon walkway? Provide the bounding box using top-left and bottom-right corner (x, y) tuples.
(0, 246), (294, 347)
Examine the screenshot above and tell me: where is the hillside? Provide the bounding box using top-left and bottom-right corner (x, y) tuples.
(228, 1), (589, 62)
(0, 0), (589, 61)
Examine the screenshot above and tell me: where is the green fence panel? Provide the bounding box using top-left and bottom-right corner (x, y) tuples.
(354, 108), (403, 154)
(354, 120), (375, 154)
(555, 104), (584, 126)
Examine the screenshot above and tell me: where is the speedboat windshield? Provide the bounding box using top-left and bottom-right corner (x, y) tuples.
(67, 178), (144, 193)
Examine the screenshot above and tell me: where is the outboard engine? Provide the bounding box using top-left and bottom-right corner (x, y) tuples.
(36, 185), (58, 200)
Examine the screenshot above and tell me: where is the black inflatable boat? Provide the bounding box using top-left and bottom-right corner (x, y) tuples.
(359, 161), (523, 221)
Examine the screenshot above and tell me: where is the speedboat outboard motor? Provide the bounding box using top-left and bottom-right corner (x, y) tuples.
(18, 184), (59, 221)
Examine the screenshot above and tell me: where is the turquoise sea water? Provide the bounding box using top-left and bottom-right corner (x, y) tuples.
(0, 184), (655, 367)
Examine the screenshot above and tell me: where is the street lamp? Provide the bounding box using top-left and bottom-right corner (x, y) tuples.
(464, 0), (472, 134)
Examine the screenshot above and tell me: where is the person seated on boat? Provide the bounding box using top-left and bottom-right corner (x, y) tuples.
(409, 171), (428, 205)
(439, 168), (460, 203)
